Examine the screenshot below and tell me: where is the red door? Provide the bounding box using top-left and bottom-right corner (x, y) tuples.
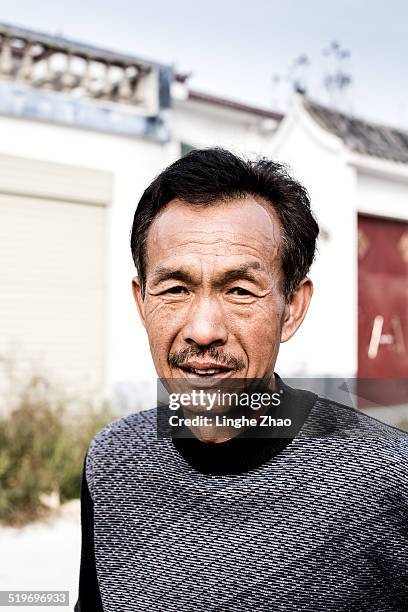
(358, 215), (408, 406)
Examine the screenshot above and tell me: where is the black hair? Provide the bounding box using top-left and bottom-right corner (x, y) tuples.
(130, 147), (319, 302)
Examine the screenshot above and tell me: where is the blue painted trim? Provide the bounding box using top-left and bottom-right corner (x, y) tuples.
(0, 82), (171, 142)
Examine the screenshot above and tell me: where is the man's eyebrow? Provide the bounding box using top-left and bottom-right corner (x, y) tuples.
(214, 263), (265, 286)
(150, 262), (267, 288)
(150, 267), (196, 286)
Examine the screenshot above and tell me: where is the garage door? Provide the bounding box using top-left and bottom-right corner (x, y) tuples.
(0, 154), (112, 395)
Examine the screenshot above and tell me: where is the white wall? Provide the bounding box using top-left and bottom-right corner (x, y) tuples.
(173, 98), (279, 155)
(356, 169), (408, 221)
(269, 100), (358, 377)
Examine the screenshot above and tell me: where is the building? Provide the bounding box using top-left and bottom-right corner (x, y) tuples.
(0, 23), (406, 418)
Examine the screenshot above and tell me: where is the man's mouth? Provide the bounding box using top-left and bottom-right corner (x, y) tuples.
(176, 361), (234, 378)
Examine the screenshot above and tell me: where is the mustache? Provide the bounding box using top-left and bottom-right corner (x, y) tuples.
(168, 347), (245, 371)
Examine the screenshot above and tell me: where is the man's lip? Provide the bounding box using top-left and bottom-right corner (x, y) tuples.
(175, 365), (235, 385)
(178, 361), (232, 371)
(175, 363), (236, 382)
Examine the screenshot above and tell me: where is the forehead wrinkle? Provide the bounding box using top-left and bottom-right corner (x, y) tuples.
(151, 226), (281, 249)
(159, 240), (277, 257)
(148, 205), (282, 242)
(150, 232), (280, 259)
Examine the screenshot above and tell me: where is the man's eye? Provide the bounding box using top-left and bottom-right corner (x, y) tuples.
(163, 286), (189, 295)
(228, 287), (254, 296)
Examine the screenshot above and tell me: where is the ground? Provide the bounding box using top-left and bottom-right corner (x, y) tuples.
(0, 500), (80, 612)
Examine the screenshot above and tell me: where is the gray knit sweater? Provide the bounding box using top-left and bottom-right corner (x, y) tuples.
(75, 377), (408, 611)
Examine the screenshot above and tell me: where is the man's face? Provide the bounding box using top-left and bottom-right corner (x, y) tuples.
(132, 196), (312, 382)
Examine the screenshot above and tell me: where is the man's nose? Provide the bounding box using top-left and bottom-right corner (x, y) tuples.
(183, 296), (228, 348)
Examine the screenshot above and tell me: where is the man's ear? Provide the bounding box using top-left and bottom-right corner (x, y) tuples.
(280, 277), (313, 343)
(132, 276), (146, 328)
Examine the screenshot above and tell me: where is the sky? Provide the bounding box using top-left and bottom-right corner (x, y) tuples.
(1, 0), (408, 127)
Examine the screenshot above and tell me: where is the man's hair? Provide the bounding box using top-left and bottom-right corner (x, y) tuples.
(130, 147), (319, 303)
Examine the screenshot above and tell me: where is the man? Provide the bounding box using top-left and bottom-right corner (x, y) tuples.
(75, 148), (408, 611)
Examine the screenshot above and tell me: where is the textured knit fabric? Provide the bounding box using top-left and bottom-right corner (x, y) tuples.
(75, 376), (408, 611)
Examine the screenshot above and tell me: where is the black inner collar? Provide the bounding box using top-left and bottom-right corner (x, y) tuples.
(171, 373), (318, 475)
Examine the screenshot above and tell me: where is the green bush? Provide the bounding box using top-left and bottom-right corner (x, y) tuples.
(0, 374), (113, 526)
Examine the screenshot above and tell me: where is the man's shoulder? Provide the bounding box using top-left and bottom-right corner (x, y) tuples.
(84, 407), (161, 497)
(310, 394), (408, 459)
(315, 395), (407, 433)
(88, 406), (158, 455)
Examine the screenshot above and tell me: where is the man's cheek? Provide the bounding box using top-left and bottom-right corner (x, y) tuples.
(145, 303), (184, 348)
(235, 314), (280, 360)
(232, 305), (280, 336)
(143, 297), (168, 319)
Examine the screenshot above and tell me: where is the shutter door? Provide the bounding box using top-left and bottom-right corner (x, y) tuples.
(0, 155), (111, 395)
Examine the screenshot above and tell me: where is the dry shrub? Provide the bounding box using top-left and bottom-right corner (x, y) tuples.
(0, 371), (113, 526)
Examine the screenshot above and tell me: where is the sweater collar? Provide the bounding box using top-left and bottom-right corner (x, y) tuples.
(171, 373), (318, 475)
